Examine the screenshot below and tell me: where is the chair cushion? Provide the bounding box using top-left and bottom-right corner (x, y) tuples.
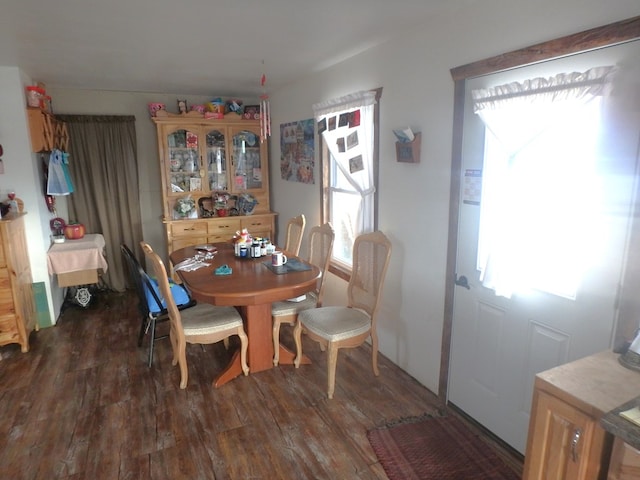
(182, 304), (243, 336)
(298, 306), (371, 342)
(271, 292), (318, 317)
(144, 277), (191, 313)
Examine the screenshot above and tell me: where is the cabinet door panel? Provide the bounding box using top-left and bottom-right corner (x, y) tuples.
(230, 127), (264, 193)
(205, 128), (227, 191)
(608, 438), (640, 480)
(526, 390), (599, 480)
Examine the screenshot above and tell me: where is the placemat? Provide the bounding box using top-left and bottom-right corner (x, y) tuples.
(262, 258), (312, 274)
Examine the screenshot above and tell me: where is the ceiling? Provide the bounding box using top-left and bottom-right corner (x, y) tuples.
(1, 0), (457, 98)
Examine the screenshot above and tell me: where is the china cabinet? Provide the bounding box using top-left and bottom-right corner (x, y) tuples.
(523, 351), (640, 480)
(0, 213), (37, 352)
(152, 111), (275, 253)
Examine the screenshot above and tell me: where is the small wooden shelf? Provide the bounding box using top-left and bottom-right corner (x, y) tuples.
(26, 108), (69, 152)
(395, 132), (421, 163)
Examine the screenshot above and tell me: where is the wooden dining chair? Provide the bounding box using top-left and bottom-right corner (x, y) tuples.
(271, 222), (335, 366)
(121, 243), (196, 367)
(293, 231), (392, 399)
(283, 214), (306, 256)
(140, 242), (249, 388)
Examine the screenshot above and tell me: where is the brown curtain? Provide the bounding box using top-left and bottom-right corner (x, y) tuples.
(56, 115), (142, 292)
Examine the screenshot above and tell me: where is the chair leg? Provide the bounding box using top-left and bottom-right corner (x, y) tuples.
(327, 343), (338, 399)
(177, 342), (188, 389)
(170, 331), (179, 366)
(272, 317), (281, 366)
(137, 315), (147, 347)
(148, 317), (156, 367)
(237, 328), (249, 376)
(371, 331), (380, 376)
(293, 320), (303, 368)
(223, 337), (229, 350)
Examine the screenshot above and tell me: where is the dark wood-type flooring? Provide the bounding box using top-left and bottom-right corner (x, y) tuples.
(0, 290), (523, 479)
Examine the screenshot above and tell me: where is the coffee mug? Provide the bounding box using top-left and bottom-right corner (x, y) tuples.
(272, 251), (287, 267)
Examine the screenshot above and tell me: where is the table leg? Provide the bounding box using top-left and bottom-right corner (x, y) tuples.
(213, 303), (273, 387)
(212, 303), (311, 388)
(213, 350), (242, 388)
(277, 344), (312, 366)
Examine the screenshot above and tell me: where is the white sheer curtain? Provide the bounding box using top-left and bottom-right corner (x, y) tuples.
(313, 91), (377, 238)
(472, 66), (615, 299)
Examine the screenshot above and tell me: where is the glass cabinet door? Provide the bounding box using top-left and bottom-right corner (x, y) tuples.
(205, 129), (227, 191)
(231, 129), (263, 192)
(166, 128), (202, 195)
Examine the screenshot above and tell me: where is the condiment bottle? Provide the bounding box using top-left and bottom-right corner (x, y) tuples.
(252, 240), (261, 258)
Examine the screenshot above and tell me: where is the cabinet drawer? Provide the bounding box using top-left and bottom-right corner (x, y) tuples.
(207, 219), (241, 237)
(172, 236), (207, 251)
(0, 268), (14, 311)
(0, 313), (18, 341)
(241, 216), (273, 232)
(248, 229), (272, 241)
(171, 221), (207, 237)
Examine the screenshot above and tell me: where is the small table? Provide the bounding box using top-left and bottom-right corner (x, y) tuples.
(47, 233), (108, 306)
(171, 243), (320, 387)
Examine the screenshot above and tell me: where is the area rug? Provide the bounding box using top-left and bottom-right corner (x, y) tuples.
(367, 414), (519, 480)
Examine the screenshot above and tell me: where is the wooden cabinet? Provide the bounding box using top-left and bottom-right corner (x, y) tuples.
(152, 111), (276, 253)
(523, 351), (640, 480)
(0, 214), (37, 352)
(26, 107), (69, 152)
(608, 438), (640, 480)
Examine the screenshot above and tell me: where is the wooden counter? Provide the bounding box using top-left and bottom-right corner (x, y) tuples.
(523, 350), (640, 479)
(535, 350), (640, 419)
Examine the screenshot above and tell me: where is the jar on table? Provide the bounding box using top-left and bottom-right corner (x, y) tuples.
(252, 240), (261, 258)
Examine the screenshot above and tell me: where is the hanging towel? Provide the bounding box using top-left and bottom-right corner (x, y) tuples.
(60, 151), (74, 194)
(47, 149), (74, 195)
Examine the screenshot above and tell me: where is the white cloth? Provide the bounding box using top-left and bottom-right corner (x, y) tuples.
(47, 233), (108, 275)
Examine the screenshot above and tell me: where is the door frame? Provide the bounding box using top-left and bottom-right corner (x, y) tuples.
(439, 16), (640, 401)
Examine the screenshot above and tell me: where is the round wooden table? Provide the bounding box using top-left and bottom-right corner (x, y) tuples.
(170, 242), (320, 387)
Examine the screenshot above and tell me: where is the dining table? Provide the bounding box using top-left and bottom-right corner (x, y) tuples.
(170, 242), (320, 387)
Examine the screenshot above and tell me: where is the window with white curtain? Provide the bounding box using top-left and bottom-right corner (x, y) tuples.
(473, 66), (615, 299)
(313, 89), (381, 274)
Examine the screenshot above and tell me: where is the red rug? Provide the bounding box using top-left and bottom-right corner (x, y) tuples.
(367, 414), (520, 480)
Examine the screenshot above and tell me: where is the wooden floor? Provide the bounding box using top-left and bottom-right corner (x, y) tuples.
(0, 290), (523, 479)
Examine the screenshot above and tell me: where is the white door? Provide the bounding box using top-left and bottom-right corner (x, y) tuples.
(448, 42), (640, 454)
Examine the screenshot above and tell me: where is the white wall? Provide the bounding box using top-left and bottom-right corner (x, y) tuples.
(11, 2), (639, 394)
(267, 2), (640, 394)
(0, 67), (60, 322)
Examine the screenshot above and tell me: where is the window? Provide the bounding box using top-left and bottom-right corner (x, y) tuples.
(314, 89), (381, 278)
(473, 67), (614, 299)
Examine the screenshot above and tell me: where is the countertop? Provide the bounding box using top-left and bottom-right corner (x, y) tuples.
(601, 393), (640, 450)
(535, 350), (640, 419)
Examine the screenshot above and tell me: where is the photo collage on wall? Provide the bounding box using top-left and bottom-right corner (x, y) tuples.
(280, 118), (315, 184)
(317, 109), (363, 173)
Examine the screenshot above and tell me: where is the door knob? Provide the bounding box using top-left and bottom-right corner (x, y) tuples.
(455, 274), (471, 290)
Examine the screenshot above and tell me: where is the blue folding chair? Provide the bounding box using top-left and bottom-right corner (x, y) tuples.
(121, 244), (196, 367)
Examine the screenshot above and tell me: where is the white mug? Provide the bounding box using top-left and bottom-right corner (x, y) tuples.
(272, 251), (288, 267)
